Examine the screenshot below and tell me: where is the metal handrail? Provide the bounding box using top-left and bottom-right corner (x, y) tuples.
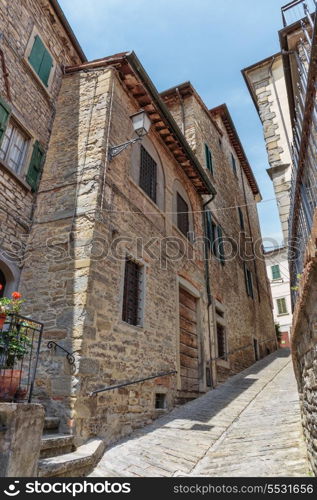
(89, 370), (177, 397)
(47, 341), (77, 365)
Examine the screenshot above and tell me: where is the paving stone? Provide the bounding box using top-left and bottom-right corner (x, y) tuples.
(90, 351), (311, 477)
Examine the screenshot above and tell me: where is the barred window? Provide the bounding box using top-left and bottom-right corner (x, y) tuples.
(217, 323), (227, 360)
(177, 193), (189, 236)
(122, 259), (143, 326)
(139, 146), (157, 202)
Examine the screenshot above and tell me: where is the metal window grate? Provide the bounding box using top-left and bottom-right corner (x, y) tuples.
(177, 193), (189, 236)
(155, 393), (166, 409)
(139, 146), (157, 202)
(122, 259), (141, 326)
(216, 323), (227, 360)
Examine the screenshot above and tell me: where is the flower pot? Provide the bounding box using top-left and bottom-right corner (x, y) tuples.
(0, 369), (22, 401)
(0, 314), (6, 330)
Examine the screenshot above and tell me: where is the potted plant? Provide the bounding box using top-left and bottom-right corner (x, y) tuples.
(0, 291), (30, 400)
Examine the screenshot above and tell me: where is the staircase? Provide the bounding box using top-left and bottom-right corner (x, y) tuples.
(38, 417), (105, 477)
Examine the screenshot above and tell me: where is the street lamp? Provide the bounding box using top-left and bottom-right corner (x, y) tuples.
(108, 110), (151, 161)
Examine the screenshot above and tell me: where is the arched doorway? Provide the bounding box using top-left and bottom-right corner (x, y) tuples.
(0, 269), (6, 298)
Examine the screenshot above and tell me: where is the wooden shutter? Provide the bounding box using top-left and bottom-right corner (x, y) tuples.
(205, 144), (213, 174)
(0, 98), (11, 145)
(28, 35), (46, 73)
(38, 50), (53, 87)
(231, 153), (237, 175)
(177, 193), (189, 236)
(238, 207), (244, 230)
(271, 265), (281, 280)
(26, 141), (45, 191)
(28, 35), (53, 86)
(217, 225), (225, 264)
(277, 298), (287, 315)
(205, 210), (213, 251)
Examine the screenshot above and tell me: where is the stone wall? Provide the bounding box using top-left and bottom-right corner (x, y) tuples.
(291, 211), (317, 475)
(0, 0), (82, 289)
(0, 403), (44, 476)
(163, 90), (277, 385)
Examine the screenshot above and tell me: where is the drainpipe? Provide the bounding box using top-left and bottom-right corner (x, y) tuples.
(202, 194), (216, 388)
(0, 33), (11, 101)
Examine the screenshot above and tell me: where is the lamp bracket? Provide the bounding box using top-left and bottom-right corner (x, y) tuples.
(109, 136), (142, 161)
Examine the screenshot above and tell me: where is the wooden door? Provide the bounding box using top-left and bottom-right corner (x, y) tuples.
(179, 287), (199, 393)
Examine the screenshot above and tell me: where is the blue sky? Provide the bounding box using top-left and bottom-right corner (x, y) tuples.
(59, 0), (291, 245)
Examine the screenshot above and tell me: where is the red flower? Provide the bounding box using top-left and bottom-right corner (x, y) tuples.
(0, 284), (2, 290)
(12, 292), (22, 300)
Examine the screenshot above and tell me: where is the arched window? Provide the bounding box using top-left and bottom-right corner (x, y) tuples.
(0, 269), (6, 298)
(172, 180), (194, 239)
(131, 136), (165, 211)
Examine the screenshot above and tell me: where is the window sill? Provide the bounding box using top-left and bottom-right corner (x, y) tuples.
(277, 313), (289, 317)
(216, 358), (230, 369)
(119, 319), (144, 331)
(0, 161), (32, 192)
(128, 178), (165, 217)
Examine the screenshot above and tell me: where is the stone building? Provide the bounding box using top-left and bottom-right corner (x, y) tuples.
(243, 0), (317, 474)
(264, 246), (292, 347)
(0, 0), (85, 297)
(1, 0), (276, 464)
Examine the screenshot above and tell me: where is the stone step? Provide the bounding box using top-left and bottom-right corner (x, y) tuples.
(44, 417), (60, 433)
(38, 439), (106, 477)
(40, 434), (75, 459)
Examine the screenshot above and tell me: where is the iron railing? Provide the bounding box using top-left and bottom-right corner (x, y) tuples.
(0, 313), (43, 403)
(89, 370), (177, 397)
(282, 0), (316, 27)
(281, 0), (317, 304)
(47, 341), (77, 365)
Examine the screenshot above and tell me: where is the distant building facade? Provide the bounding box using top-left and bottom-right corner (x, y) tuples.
(264, 247), (292, 347)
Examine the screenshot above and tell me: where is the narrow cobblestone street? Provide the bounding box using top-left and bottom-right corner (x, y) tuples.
(91, 350), (311, 477)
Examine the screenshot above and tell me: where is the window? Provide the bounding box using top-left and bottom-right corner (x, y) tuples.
(277, 297), (288, 315)
(204, 144), (213, 175)
(216, 323), (227, 360)
(155, 393), (166, 409)
(205, 211), (225, 264)
(28, 35), (53, 87)
(139, 145), (157, 202)
(238, 207), (245, 230)
(231, 153), (237, 175)
(0, 121), (29, 174)
(244, 264), (254, 298)
(177, 193), (189, 236)
(271, 264), (281, 280)
(254, 338), (259, 361)
(122, 259), (143, 326)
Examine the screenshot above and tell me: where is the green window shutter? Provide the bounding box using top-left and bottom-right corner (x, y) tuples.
(0, 98), (11, 145)
(231, 153), (237, 175)
(28, 35), (53, 86)
(38, 49), (53, 87)
(205, 210), (213, 251)
(217, 225), (225, 264)
(28, 35), (46, 74)
(271, 265), (281, 280)
(26, 141), (45, 191)
(238, 207), (244, 230)
(205, 144), (213, 174)
(244, 264), (254, 298)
